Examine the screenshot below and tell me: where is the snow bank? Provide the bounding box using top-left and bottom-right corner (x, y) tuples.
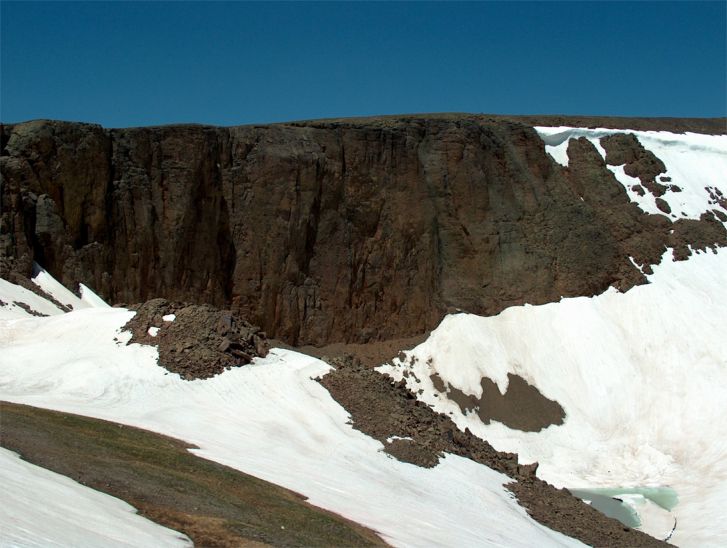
(379, 248), (727, 546)
(0, 447), (190, 547)
(0, 278), (65, 319)
(0, 265), (111, 320)
(535, 126), (727, 224)
(0, 283), (579, 547)
(80, 283), (111, 309)
(32, 265), (88, 311)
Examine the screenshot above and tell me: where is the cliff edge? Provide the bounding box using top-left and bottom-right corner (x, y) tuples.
(2, 114), (725, 345)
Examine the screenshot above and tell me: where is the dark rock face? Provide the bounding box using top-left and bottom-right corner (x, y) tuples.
(124, 298), (269, 379)
(2, 116), (725, 345)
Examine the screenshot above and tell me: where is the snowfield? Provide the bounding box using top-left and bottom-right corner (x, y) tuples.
(380, 248), (727, 546)
(0, 273), (579, 547)
(0, 447), (191, 548)
(536, 127), (727, 224)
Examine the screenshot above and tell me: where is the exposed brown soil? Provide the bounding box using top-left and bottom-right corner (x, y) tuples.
(0, 401), (386, 547)
(134, 509), (268, 548)
(655, 198), (672, 214)
(318, 356), (667, 547)
(670, 214), (727, 261)
(432, 372), (565, 432)
(10, 299), (48, 317)
(123, 298), (269, 379)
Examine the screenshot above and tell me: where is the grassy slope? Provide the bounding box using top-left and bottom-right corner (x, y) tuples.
(0, 401), (386, 547)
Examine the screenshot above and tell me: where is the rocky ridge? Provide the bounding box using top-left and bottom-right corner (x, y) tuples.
(2, 115), (725, 346)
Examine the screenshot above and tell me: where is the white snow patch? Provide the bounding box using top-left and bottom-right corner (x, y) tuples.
(30, 265), (111, 311)
(386, 435), (414, 443)
(535, 126), (727, 225)
(0, 278), (65, 319)
(0, 280), (580, 548)
(379, 248), (727, 546)
(628, 256), (645, 275)
(147, 326), (160, 337)
(80, 283), (111, 308)
(0, 447), (190, 547)
(618, 494), (676, 541)
(535, 126), (607, 167)
(540, 135), (571, 167)
(162, 314), (176, 322)
(32, 265), (88, 311)
(607, 163), (664, 215)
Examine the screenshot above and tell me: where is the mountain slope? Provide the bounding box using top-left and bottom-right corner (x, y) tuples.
(380, 248), (727, 546)
(0, 273), (584, 547)
(0, 402), (385, 547)
(0, 445), (190, 548)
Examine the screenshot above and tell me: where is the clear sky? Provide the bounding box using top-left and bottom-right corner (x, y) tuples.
(1, 1), (725, 127)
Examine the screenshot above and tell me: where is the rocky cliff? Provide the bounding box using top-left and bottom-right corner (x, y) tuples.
(2, 115), (725, 345)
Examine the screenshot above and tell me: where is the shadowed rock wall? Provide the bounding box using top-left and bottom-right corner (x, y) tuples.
(2, 116), (725, 344)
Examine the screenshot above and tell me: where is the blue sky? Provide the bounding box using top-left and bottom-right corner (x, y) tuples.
(1, 1), (725, 127)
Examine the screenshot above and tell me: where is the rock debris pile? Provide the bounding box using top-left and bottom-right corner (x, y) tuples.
(124, 298), (269, 379)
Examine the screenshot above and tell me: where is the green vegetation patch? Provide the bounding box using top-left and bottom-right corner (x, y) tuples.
(0, 401), (385, 547)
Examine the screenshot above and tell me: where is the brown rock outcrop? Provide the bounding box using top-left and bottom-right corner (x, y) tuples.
(601, 132), (668, 196)
(1, 115), (725, 345)
(123, 298), (269, 379)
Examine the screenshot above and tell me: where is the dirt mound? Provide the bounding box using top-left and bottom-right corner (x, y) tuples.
(124, 298), (269, 379)
(319, 355), (667, 547)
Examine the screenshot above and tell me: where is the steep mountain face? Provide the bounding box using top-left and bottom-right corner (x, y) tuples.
(1, 116), (725, 345)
